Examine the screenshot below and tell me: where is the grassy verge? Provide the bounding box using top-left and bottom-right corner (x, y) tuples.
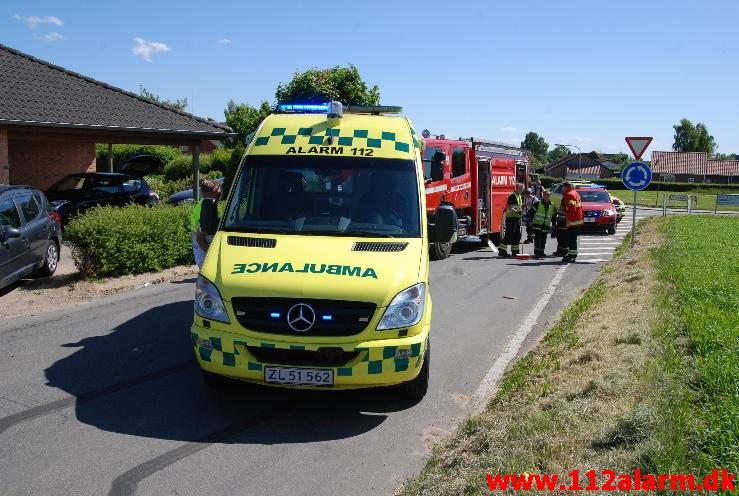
(608, 188), (739, 211)
(400, 216), (738, 495)
(651, 216), (739, 474)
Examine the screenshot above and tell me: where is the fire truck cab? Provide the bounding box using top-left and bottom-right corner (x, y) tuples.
(422, 134), (529, 259)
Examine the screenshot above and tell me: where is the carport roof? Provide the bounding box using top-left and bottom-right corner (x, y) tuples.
(0, 43), (234, 139)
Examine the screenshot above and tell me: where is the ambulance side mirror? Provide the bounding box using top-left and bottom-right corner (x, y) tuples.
(430, 205), (457, 244)
(199, 199), (219, 236)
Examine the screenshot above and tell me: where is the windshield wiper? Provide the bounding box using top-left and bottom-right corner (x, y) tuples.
(334, 230), (397, 238)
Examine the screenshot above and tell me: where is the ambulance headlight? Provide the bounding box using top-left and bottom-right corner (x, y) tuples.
(195, 275), (230, 323)
(377, 283), (426, 330)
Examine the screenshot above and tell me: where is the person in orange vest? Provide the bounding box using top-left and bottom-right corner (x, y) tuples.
(561, 182), (584, 262)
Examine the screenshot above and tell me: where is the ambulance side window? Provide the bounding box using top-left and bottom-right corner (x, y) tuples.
(451, 147), (466, 178)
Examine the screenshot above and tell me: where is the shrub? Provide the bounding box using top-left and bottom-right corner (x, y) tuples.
(163, 154), (216, 182)
(147, 171), (223, 202)
(95, 144), (182, 172)
(209, 147), (233, 175)
(223, 145), (246, 194)
(65, 204), (194, 278)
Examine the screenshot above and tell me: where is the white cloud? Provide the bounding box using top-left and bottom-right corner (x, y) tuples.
(500, 126), (517, 133)
(130, 37), (172, 62)
(217, 38), (232, 44)
(35, 31), (65, 42)
(12, 14), (63, 29)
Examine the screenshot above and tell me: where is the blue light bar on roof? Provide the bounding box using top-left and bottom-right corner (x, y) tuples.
(278, 103), (328, 113)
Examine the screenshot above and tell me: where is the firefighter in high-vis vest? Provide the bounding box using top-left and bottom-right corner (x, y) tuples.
(561, 182), (584, 262)
(191, 179), (222, 267)
(528, 190), (557, 258)
(498, 182), (525, 258)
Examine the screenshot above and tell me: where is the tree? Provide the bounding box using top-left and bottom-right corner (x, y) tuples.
(223, 100), (272, 147)
(521, 132), (549, 170)
(610, 152), (631, 168)
(672, 118), (717, 156)
(548, 144), (570, 163)
(139, 85), (188, 112)
(275, 65), (380, 105)
(714, 153), (737, 161)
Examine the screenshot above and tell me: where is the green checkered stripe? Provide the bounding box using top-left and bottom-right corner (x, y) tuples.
(191, 331), (425, 375)
(253, 127), (412, 153)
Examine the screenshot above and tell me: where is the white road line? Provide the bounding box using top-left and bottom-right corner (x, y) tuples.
(575, 258), (611, 263)
(575, 251), (615, 255)
(470, 264), (568, 413)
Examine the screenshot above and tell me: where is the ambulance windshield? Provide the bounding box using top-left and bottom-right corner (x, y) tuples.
(223, 156), (421, 237)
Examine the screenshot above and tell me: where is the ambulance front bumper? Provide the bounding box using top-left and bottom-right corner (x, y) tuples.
(190, 323), (429, 389)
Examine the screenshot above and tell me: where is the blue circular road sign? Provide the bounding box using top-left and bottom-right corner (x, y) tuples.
(622, 161), (652, 191)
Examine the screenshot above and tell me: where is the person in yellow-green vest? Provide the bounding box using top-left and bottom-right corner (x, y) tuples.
(527, 190), (557, 259)
(498, 183), (525, 258)
(191, 179), (222, 267)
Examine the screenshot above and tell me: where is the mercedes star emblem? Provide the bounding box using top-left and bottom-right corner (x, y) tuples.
(287, 303), (316, 332)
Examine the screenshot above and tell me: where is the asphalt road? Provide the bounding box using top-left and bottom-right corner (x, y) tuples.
(0, 211), (650, 496)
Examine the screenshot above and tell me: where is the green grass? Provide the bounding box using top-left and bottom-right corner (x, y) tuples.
(651, 216), (739, 475)
(497, 281), (606, 398)
(608, 188), (739, 211)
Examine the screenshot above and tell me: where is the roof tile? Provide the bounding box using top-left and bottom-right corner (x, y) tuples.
(0, 44), (231, 137)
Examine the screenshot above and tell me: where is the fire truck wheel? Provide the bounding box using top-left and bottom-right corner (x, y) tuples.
(398, 340), (430, 399)
(429, 242), (452, 260)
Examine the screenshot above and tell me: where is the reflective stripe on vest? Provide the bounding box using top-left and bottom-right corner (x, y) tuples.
(190, 199), (204, 232)
(533, 202), (554, 229)
(505, 192), (523, 219)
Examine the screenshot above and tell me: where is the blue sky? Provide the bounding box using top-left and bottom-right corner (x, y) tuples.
(2, 0), (738, 155)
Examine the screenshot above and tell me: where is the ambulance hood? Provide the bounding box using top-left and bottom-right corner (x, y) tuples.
(202, 232), (424, 307)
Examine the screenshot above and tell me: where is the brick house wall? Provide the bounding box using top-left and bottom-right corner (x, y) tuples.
(8, 139), (96, 190)
(0, 130), (9, 184)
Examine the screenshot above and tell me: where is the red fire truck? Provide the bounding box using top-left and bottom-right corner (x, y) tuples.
(421, 134), (529, 259)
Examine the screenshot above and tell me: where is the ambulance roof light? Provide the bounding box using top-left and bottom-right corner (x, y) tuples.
(277, 103), (328, 113)
(344, 105), (402, 115)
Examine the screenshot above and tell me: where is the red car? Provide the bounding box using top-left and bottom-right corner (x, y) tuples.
(576, 187), (618, 235)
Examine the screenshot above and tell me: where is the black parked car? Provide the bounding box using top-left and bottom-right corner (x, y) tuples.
(46, 155), (161, 225)
(0, 185), (62, 291)
(167, 177), (224, 205)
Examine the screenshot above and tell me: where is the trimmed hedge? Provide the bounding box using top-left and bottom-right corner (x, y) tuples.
(539, 175), (739, 193)
(163, 154), (216, 182)
(65, 204), (194, 278)
(147, 171), (222, 201)
(95, 144), (181, 172)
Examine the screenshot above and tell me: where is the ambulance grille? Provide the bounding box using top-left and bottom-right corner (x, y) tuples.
(231, 297), (376, 336)
(247, 347), (359, 368)
(352, 242), (408, 252)
(227, 236), (277, 248)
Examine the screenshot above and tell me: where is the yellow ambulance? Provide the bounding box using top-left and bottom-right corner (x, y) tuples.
(191, 102), (455, 398)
